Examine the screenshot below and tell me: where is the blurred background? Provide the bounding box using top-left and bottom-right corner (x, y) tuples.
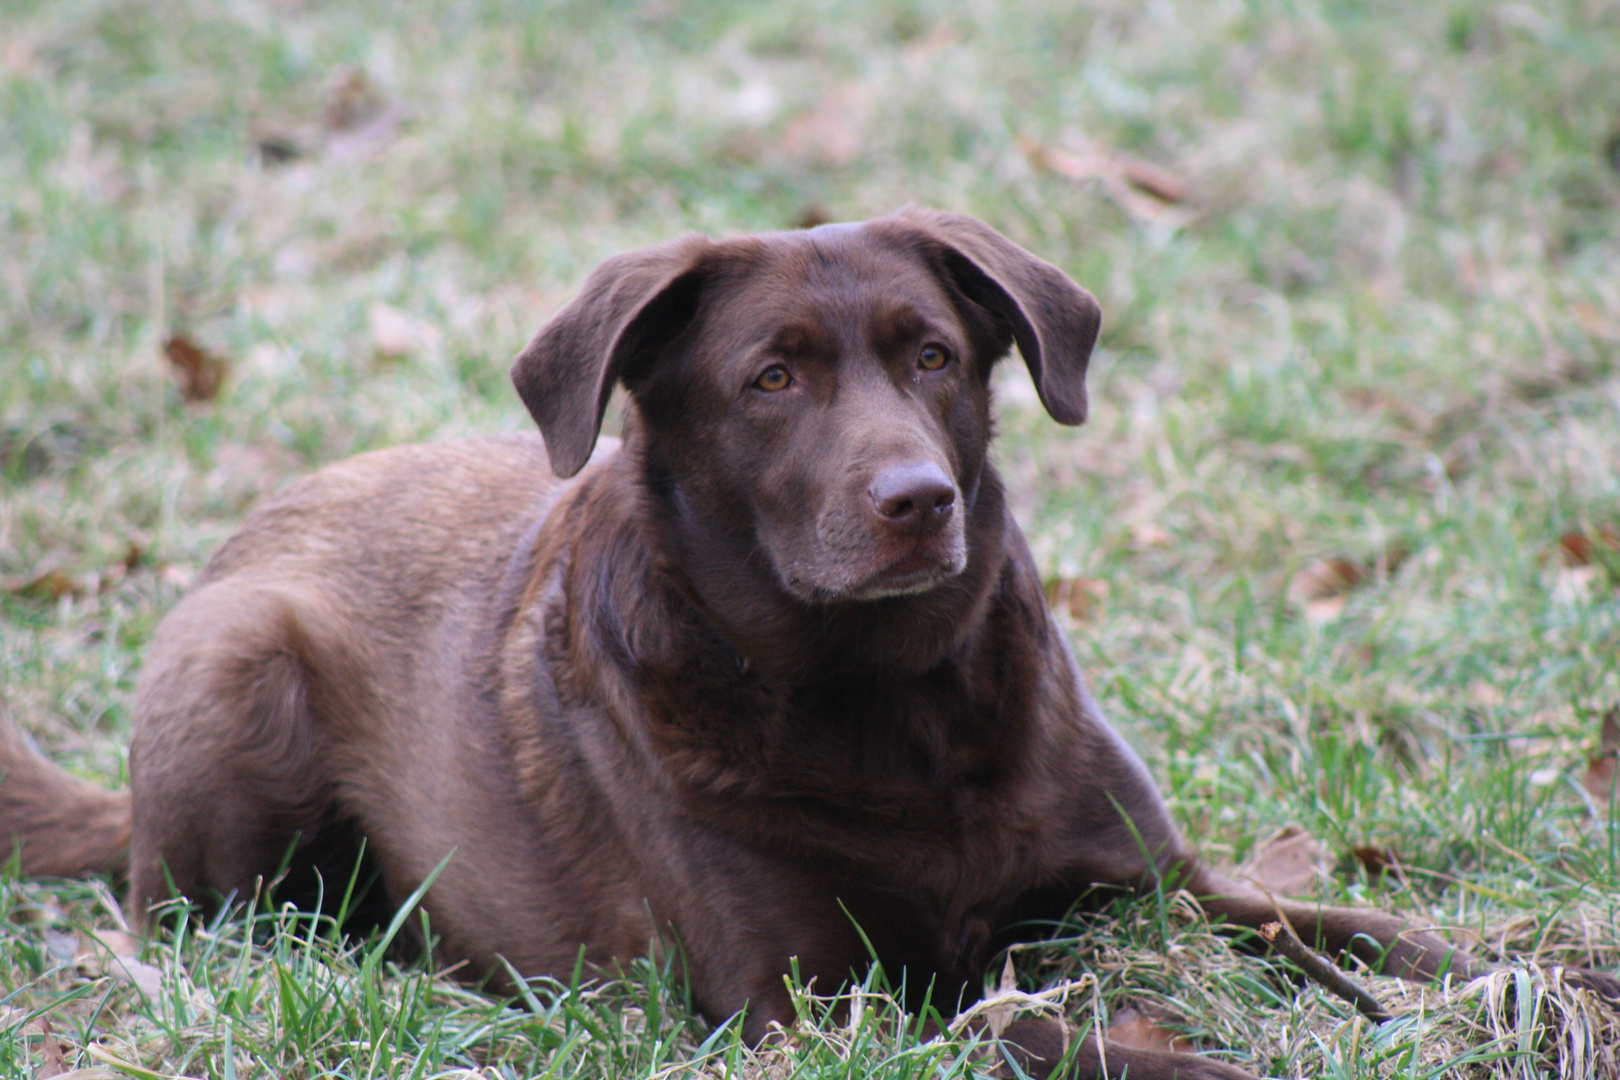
(3, 1), (1620, 1074)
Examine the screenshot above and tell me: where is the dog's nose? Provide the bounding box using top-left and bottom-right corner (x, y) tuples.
(869, 463), (956, 533)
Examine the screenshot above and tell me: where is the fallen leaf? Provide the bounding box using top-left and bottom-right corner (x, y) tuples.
(1106, 1007), (1195, 1054)
(982, 954), (1019, 1038)
(76, 933), (163, 1001)
(162, 336), (227, 403)
(1043, 576), (1109, 622)
(1243, 826), (1326, 896)
(32, 1017), (69, 1078)
(9, 569), (86, 601)
(1350, 845), (1405, 884)
(323, 66), (385, 132)
(1019, 136), (1194, 226)
(1555, 525), (1620, 567)
(1378, 542), (1413, 577)
(1581, 707), (1620, 809)
(793, 204), (833, 229)
(1560, 533), (1595, 566)
(1287, 557), (1367, 624)
(1113, 155), (1190, 204)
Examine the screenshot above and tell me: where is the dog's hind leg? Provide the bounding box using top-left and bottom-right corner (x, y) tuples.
(126, 584), (343, 926)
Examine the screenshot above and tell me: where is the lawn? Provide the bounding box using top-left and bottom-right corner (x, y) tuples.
(3, 0), (1619, 1076)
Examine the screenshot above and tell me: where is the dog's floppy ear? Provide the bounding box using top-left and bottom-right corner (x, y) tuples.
(888, 208), (1101, 425)
(511, 234), (713, 477)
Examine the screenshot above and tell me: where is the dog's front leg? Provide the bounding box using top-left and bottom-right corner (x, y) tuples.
(1183, 865), (1480, 983)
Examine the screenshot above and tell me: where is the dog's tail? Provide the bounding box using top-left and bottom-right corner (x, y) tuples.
(0, 708), (131, 878)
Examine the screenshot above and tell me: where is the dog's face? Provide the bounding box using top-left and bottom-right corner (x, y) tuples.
(511, 209), (1101, 607)
(631, 231), (996, 602)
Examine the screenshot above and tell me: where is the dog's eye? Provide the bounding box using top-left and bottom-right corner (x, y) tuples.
(755, 365), (792, 392)
(918, 345), (950, 371)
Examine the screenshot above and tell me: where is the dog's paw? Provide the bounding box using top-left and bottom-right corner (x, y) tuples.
(992, 1017), (1069, 1078)
(991, 1019), (1257, 1080)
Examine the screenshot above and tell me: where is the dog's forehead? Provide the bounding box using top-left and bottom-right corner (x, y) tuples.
(710, 224), (955, 329)
(699, 233), (959, 362)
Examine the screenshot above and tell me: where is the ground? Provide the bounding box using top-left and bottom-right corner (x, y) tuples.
(2, 0), (1619, 1076)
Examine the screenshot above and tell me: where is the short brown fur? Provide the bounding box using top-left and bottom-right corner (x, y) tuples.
(5, 209), (1613, 1080)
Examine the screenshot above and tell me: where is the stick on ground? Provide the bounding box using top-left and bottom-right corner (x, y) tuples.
(1259, 921), (1392, 1024)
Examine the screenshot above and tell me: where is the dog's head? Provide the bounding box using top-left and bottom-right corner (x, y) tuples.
(511, 208), (1099, 606)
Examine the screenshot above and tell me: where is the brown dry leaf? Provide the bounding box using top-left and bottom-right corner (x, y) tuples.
(76, 932), (163, 1001)
(163, 336), (228, 403)
(1350, 845), (1407, 885)
(1555, 525), (1620, 567)
(1106, 1007), (1195, 1054)
(1112, 156), (1190, 204)
(1581, 707), (1620, 808)
(9, 569), (86, 601)
(1019, 136), (1193, 226)
(793, 204), (833, 229)
(29, 1017), (69, 1078)
(1379, 542), (1413, 577)
(1287, 557), (1367, 624)
(323, 66), (385, 132)
(982, 954), (1019, 1038)
(1243, 826), (1326, 896)
(1043, 576), (1109, 622)
(318, 66), (407, 161)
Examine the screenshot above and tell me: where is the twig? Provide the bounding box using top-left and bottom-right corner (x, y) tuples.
(1259, 921), (1392, 1024)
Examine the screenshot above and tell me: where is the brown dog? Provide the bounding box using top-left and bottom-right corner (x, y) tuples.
(0, 209), (1576, 1078)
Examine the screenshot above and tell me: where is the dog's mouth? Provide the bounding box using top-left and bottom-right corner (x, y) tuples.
(781, 545), (965, 603)
(832, 540), (967, 602)
(770, 498), (970, 604)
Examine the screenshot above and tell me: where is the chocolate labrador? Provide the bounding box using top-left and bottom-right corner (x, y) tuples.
(2, 209), (1587, 1078)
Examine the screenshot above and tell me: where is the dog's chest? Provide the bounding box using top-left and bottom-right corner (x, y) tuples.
(638, 651), (1031, 848)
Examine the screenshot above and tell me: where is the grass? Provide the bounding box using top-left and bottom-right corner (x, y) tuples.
(3, 0), (1620, 1075)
